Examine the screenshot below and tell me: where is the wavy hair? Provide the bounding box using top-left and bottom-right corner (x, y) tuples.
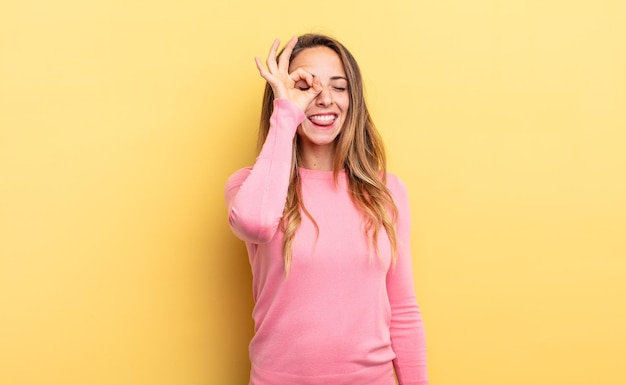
(257, 34), (398, 273)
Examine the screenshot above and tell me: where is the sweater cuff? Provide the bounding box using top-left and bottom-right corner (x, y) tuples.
(257, 99), (306, 162)
(272, 98), (307, 129)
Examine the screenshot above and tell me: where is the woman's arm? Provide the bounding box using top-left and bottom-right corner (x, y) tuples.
(225, 37), (323, 243)
(225, 99), (304, 243)
(386, 175), (429, 385)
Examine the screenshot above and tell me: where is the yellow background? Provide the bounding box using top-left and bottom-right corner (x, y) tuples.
(1, 1), (625, 384)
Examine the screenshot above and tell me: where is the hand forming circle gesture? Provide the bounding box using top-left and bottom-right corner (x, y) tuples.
(255, 37), (323, 112)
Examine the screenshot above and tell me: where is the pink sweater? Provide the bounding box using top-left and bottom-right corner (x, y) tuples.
(225, 99), (428, 385)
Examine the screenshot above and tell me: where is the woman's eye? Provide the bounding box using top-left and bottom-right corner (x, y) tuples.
(331, 83), (348, 91)
(295, 81), (310, 91)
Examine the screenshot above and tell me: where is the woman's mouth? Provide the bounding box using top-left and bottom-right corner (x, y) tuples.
(308, 113), (338, 127)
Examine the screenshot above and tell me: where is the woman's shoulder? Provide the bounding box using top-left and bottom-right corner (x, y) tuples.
(384, 171), (407, 192)
(383, 171), (410, 206)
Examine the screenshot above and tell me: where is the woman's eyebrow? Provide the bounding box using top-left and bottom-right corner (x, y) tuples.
(308, 72), (347, 81)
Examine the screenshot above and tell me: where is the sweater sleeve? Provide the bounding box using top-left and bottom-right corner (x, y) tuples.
(224, 99), (305, 244)
(386, 176), (429, 385)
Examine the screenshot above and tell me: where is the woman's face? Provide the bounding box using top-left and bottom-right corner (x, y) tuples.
(289, 46), (350, 150)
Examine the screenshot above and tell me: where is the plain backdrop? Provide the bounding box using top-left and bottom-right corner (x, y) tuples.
(1, 1), (625, 384)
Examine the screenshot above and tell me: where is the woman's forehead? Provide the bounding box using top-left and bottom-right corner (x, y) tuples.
(289, 46), (346, 79)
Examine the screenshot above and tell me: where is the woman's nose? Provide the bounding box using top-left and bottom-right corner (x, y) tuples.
(315, 85), (333, 107)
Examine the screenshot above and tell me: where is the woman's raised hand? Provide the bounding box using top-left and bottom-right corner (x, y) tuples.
(255, 37), (322, 112)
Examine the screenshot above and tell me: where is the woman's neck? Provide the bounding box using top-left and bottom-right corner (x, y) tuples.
(300, 147), (335, 171)
(299, 144), (336, 171)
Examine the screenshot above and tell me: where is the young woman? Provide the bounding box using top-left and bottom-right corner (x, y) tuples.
(225, 34), (428, 385)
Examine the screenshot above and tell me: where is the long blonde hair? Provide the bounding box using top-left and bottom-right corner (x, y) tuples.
(257, 34), (398, 273)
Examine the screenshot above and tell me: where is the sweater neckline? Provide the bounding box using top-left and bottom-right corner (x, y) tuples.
(298, 167), (346, 180)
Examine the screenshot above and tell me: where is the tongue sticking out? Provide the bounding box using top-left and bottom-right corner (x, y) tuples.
(309, 114), (336, 126)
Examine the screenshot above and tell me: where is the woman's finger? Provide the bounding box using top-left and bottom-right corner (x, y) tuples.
(277, 36), (298, 72)
(254, 56), (271, 81)
(310, 75), (323, 93)
(265, 38), (281, 74)
(289, 68), (313, 87)
(290, 69), (323, 94)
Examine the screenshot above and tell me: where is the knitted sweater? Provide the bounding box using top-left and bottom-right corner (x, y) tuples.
(225, 99), (428, 385)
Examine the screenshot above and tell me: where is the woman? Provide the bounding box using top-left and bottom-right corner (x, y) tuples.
(225, 34), (428, 385)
